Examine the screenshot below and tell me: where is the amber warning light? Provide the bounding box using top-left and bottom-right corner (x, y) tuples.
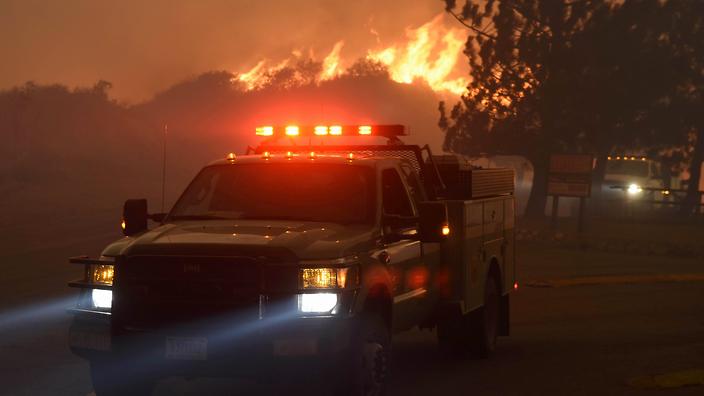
(254, 125), (406, 138)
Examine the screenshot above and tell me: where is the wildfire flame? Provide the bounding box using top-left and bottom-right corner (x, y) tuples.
(235, 14), (468, 96)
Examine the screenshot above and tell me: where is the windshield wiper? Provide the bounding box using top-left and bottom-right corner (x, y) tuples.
(169, 214), (231, 220)
(239, 215), (316, 221)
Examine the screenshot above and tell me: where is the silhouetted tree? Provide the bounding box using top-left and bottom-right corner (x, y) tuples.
(441, 0), (690, 217)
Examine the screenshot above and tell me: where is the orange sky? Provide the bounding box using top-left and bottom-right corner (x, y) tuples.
(0, 0), (446, 102)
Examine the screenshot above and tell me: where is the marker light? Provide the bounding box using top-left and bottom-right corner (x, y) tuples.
(309, 151), (316, 159)
(285, 125), (300, 136)
(227, 152), (236, 161)
(641, 157), (647, 161)
(256, 126), (274, 136)
(262, 151), (271, 159)
(514, 282), (519, 290)
(298, 293), (338, 313)
(358, 125), (372, 135)
(616, 156), (621, 160)
(347, 153), (354, 160)
(314, 126), (328, 136)
(329, 125), (343, 135)
(442, 224), (451, 236)
(300, 268), (349, 289)
(121, 220), (126, 231)
(286, 151), (294, 159)
(92, 289), (112, 310)
(90, 264), (114, 285)
(627, 183), (643, 195)
(662, 190), (671, 195)
(630, 156), (636, 160)
(607, 156), (612, 160)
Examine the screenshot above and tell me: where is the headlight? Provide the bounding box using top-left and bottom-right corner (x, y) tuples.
(627, 183), (643, 195)
(92, 289), (112, 309)
(297, 293), (338, 313)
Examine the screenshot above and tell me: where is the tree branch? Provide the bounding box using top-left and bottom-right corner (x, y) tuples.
(447, 8), (498, 41)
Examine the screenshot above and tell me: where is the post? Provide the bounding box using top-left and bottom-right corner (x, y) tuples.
(578, 197), (586, 233)
(161, 124), (168, 212)
(551, 195), (559, 230)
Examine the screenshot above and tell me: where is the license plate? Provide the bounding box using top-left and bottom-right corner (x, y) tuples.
(69, 330), (111, 351)
(165, 337), (208, 360)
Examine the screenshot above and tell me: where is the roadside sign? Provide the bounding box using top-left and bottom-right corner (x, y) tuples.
(548, 154), (594, 198)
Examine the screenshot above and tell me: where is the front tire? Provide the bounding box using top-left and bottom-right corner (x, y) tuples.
(336, 313), (391, 396)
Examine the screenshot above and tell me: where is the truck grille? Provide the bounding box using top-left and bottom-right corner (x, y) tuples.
(115, 255), (263, 329)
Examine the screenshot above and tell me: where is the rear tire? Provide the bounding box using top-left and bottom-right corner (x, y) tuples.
(437, 273), (501, 359)
(471, 274), (501, 358)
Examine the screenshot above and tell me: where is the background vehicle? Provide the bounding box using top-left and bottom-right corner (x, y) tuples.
(602, 156), (665, 201)
(67, 124), (516, 395)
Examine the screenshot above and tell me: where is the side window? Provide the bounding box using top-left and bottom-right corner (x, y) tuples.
(382, 168), (414, 217)
(399, 163), (425, 205)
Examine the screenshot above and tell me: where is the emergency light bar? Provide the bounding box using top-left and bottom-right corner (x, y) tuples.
(255, 124), (407, 138)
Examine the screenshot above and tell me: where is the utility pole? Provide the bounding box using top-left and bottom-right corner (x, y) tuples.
(161, 124), (168, 212)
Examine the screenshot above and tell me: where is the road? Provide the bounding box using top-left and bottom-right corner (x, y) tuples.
(1, 230), (703, 395)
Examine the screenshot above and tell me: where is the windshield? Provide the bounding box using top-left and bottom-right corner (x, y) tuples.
(170, 163), (376, 224)
(605, 161), (649, 178)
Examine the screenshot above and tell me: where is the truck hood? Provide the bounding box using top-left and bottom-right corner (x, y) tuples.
(119, 220), (377, 260)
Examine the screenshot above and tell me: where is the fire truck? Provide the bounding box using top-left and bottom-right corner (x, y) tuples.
(67, 124), (516, 396)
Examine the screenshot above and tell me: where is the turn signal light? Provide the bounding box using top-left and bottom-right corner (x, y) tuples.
(442, 225), (451, 236)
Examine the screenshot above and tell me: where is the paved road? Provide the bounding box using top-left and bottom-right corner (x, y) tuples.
(1, 236), (703, 395)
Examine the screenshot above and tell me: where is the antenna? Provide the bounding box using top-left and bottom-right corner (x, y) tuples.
(161, 124), (167, 212)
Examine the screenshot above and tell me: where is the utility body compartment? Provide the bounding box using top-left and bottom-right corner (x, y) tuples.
(440, 196), (516, 314)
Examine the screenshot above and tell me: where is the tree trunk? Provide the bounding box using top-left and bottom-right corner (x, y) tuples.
(524, 152), (550, 219)
(682, 130), (703, 214)
(591, 151), (610, 216)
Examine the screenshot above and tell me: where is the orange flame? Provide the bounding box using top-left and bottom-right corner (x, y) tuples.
(368, 15), (468, 95)
(234, 14), (468, 96)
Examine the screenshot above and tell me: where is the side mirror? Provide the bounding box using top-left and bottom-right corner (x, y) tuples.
(122, 199), (148, 236)
(418, 201), (449, 243)
(382, 214), (419, 242)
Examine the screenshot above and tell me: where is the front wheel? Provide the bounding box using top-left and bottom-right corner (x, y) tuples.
(336, 313), (391, 396)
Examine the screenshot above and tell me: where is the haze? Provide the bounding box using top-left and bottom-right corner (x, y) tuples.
(0, 0), (442, 102)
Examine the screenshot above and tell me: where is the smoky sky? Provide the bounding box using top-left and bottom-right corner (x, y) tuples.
(0, 0), (445, 102)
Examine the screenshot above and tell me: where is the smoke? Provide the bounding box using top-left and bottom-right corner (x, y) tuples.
(0, 0), (446, 102)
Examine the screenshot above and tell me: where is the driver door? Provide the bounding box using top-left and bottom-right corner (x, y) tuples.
(379, 167), (428, 331)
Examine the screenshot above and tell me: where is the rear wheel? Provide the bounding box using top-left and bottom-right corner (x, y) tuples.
(471, 274), (501, 358)
(437, 273), (501, 359)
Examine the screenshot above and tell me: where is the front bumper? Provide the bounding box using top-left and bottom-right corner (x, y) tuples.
(69, 310), (356, 377)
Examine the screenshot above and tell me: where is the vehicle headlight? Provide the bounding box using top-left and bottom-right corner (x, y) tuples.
(297, 293), (338, 313)
(88, 261), (113, 310)
(92, 289), (112, 309)
(627, 183), (643, 195)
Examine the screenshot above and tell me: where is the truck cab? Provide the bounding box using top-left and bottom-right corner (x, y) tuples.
(603, 155), (665, 199)
(67, 125), (516, 396)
